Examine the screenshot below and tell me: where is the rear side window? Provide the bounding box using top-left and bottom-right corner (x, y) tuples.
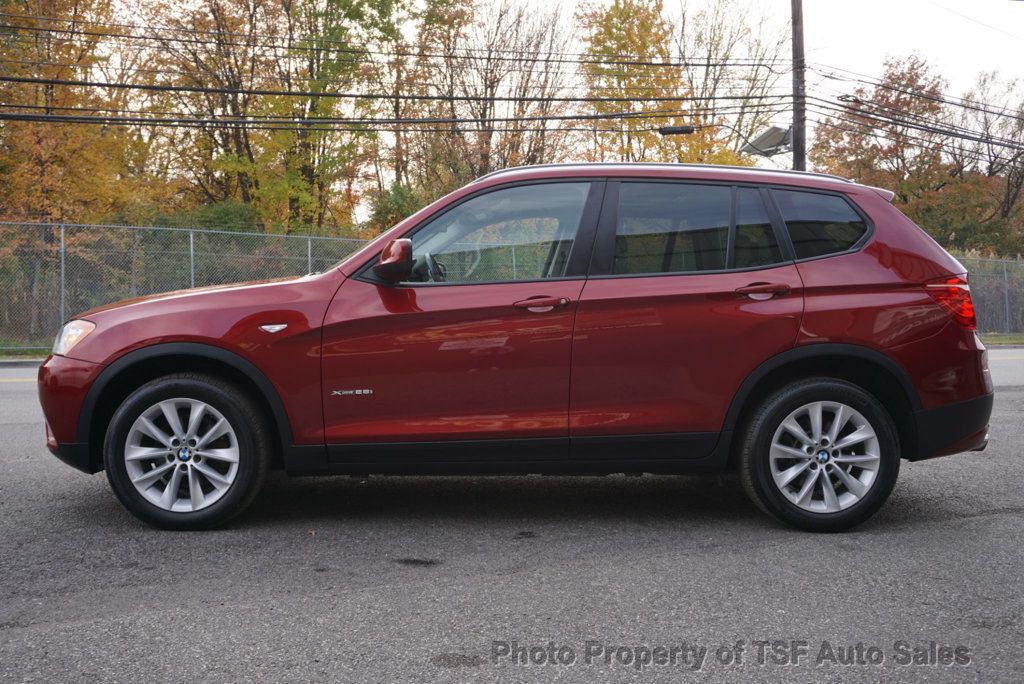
(614, 183), (730, 274)
(773, 189), (867, 259)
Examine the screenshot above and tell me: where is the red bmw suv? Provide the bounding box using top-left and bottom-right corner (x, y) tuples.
(37, 164), (992, 531)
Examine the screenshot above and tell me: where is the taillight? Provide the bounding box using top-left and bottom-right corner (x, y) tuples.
(925, 275), (977, 330)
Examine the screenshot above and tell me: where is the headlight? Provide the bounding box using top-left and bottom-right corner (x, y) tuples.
(53, 320), (95, 356)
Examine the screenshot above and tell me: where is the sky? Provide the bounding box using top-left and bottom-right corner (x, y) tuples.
(767, 0), (1024, 164)
(795, 0), (1024, 92)
(533, 0), (1024, 167)
(563, 0), (1024, 92)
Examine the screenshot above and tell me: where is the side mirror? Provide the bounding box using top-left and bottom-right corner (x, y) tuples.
(372, 238), (413, 282)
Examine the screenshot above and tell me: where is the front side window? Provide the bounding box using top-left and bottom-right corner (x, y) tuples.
(403, 182), (591, 283)
(773, 189), (868, 260)
(614, 183), (731, 275)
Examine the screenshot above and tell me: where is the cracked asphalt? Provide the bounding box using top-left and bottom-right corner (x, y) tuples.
(1, 350), (1023, 682)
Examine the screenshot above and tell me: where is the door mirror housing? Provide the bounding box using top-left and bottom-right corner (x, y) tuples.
(373, 238), (413, 282)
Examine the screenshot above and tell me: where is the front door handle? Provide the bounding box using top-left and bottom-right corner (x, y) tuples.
(513, 296), (572, 312)
(735, 282), (791, 300)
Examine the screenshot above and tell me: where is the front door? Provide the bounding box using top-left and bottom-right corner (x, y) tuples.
(569, 181), (803, 458)
(321, 181), (604, 461)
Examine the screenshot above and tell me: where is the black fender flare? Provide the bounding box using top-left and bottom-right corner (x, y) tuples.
(719, 342), (922, 437)
(77, 342), (295, 449)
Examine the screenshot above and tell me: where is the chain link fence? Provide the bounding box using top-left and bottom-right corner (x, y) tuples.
(0, 222), (367, 352)
(958, 256), (1024, 335)
(2, 223), (1024, 353)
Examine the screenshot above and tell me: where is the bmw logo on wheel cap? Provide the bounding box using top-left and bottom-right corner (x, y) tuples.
(178, 447), (190, 461)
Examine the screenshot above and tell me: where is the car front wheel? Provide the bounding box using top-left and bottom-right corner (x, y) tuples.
(103, 373), (270, 530)
(738, 378), (900, 532)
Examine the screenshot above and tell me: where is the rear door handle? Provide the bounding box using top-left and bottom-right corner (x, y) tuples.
(735, 282), (790, 300)
(513, 296), (572, 312)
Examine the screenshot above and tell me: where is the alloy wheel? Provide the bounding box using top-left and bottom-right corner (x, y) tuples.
(123, 398), (240, 512)
(769, 401), (881, 514)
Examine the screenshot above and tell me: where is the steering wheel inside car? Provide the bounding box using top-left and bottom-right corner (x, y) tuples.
(424, 252), (447, 282)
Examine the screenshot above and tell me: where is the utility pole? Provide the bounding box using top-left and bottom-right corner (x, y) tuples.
(791, 0), (807, 171)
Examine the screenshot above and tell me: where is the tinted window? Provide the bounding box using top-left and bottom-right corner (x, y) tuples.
(774, 189), (867, 259)
(404, 183), (590, 283)
(614, 183), (730, 274)
(734, 188), (783, 268)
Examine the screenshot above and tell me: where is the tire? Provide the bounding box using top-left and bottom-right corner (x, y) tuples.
(104, 373), (271, 530)
(738, 378), (900, 532)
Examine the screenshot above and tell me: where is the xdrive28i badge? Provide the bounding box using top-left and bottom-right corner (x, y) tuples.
(331, 389), (374, 396)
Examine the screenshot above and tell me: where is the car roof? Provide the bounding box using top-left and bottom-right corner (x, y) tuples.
(471, 162), (863, 194)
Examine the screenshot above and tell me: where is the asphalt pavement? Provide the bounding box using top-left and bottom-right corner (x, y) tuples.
(1, 351), (1023, 682)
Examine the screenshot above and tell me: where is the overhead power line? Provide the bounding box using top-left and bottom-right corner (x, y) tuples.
(0, 106), (789, 132)
(809, 62), (1024, 125)
(0, 100), (791, 122)
(0, 18), (789, 72)
(925, 0), (1024, 42)
(807, 83), (1024, 148)
(831, 95), (1023, 148)
(808, 97), (1024, 153)
(807, 106), (1024, 163)
(807, 111), (1020, 170)
(0, 56), (790, 88)
(0, 111), (787, 136)
(0, 74), (791, 105)
(0, 11), (793, 65)
(0, 65), (788, 94)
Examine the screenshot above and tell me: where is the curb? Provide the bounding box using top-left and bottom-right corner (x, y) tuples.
(0, 359), (44, 368)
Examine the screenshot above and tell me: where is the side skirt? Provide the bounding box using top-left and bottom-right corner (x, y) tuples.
(283, 432), (730, 476)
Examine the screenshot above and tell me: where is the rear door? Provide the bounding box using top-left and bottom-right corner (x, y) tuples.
(569, 181), (804, 458)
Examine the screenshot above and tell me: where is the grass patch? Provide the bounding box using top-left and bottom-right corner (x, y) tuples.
(0, 350), (47, 359)
(0, 339), (49, 359)
(980, 333), (1024, 345)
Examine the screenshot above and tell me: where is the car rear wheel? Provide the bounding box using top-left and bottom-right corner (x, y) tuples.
(104, 373), (270, 529)
(738, 378), (900, 532)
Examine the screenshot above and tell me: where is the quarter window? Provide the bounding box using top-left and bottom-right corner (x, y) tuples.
(403, 182), (590, 283)
(773, 189), (868, 259)
(613, 183), (730, 275)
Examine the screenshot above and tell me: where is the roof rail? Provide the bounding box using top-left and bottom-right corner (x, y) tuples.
(475, 162), (852, 184)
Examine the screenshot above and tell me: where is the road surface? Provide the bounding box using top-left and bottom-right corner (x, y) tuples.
(1, 350), (1022, 681)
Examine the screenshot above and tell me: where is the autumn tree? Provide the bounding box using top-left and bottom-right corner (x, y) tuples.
(0, 0), (126, 220)
(2, 0), (1023, 258)
(364, 0), (577, 232)
(576, 0), (680, 162)
(672, 0), (788, 163)
(812, 56), (949, 201)
(811, 56), (1024, 254)
(258, 0), (373, 230)
(0, 0), (134, 338)
(139, 0), (273, 212)
(943, 72), (1024, 251)
(575, 0), (785, 165)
